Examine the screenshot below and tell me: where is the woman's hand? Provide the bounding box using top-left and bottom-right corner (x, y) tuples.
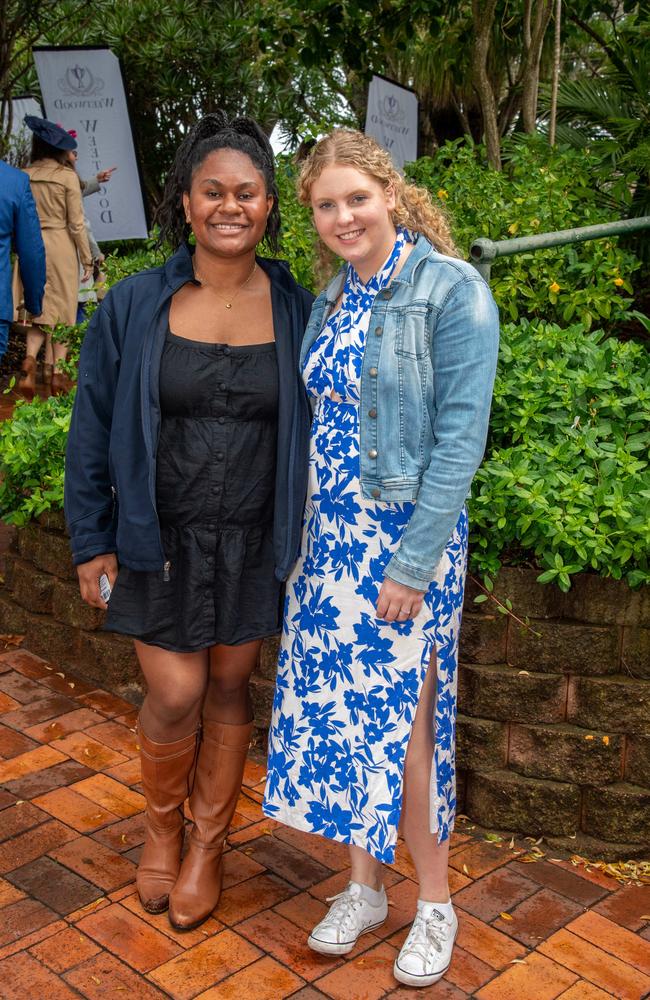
(77, 553), (118, 609)
(376, 578), (426, 622)
(81, 265), (93, 282)
(96, 167), (117, 184)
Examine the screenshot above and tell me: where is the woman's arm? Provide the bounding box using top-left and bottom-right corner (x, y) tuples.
(64, 173), (93, 269)
(384, 275), (499, 590)
(14, 178), (46, 317)
(64, 294), (121, 569)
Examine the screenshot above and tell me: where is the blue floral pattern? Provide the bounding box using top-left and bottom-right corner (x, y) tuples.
(263, 231), (468, 862)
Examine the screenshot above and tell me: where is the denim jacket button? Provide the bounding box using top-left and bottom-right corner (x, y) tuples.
(368, 408), (377, 418)
(368, 448), (378, 459)
(369, 367), (378, 377)
(371, 488), (381, 499)
(374, 325), (383, 336)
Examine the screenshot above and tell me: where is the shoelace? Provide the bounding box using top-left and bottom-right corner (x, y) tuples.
(402, 909), (449, 969)
(321, 887), (365, 940)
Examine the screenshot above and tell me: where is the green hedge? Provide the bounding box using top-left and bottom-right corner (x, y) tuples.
(2, 137), (648, 590)
(470, 320), (649, 589)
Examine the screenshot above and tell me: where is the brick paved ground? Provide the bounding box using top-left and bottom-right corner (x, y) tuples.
(1, 647), (649, 999)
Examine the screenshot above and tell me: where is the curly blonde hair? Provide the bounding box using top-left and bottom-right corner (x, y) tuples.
(297, 129), (459, 258)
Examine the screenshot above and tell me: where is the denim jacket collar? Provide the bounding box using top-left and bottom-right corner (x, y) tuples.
(323, 233), (434, 304)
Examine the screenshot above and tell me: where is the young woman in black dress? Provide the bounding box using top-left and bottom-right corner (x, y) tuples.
(65, 113), (313, 930)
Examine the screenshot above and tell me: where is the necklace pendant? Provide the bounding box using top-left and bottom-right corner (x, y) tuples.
(225, 303), (232, 309)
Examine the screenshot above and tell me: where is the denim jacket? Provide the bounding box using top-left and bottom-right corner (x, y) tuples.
(300, 234), (499, 590)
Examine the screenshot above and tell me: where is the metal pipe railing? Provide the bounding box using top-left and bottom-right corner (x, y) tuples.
(469, 215), (650, 281)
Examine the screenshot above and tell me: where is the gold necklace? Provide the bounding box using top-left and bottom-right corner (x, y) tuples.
(193, 260), (257, 309)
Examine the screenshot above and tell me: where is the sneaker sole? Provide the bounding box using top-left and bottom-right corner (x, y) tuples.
(393, 926), (457, 987)
(308, 917), (387, 956)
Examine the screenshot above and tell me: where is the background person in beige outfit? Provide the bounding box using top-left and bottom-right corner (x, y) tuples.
(14, 116), (92, 397)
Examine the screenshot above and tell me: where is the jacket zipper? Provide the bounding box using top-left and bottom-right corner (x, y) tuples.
(163, 561), (171, 582)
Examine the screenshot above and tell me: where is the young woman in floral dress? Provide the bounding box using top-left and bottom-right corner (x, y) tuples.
(264, 130), (499, 988)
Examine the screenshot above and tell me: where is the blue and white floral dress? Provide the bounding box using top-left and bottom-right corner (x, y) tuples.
(263, 231), (468, 863)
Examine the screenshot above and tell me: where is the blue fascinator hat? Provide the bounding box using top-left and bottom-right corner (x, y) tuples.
(24, 115), (78, 151)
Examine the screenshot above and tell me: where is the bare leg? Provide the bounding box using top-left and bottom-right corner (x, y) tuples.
(202, 639), (262, 724)
(25, 324), (45, 360)
(19, 324), (46, 398)
(349, 845), (383, 890)
(52, 339), (68, 369)
(135, 640), (209, 742)
(44, 334), (54, 366)
(401, 649), (450, 902)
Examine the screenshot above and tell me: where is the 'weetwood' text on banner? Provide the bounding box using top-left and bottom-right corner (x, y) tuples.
(33, 47), (148, 241)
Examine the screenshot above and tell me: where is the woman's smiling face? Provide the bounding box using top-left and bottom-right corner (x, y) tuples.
(309, 163), (397, 279)
(183, 148), (272, 257)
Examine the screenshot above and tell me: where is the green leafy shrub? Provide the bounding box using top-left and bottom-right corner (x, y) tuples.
(469, 319), (650, 589)
(0, 394), (71, 526)
(407, 137), (644, 330)
(276, 155), (319, 291)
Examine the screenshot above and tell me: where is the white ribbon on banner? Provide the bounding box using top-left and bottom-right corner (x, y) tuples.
(33, 47), (148, 241)
(364, 75), (419, 171)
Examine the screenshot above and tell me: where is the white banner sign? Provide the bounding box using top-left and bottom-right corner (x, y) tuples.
(3, 96), (43, 153)
(33, 47), (148, 241)
(365, 75), (418, 171)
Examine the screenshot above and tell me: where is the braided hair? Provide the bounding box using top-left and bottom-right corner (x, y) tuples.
(156, 112), (280, 252)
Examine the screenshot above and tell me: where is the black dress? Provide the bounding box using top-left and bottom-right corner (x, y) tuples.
(105, 331), (281, 651)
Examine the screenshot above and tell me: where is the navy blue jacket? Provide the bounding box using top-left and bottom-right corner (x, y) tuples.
(0, 160), (46, 322)
(65, 243), (314, 581)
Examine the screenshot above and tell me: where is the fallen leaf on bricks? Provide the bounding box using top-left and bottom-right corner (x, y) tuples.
(0, 634), (25, 648)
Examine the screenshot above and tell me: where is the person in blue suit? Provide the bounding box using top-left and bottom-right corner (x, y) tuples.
(0, 159), (46, 361)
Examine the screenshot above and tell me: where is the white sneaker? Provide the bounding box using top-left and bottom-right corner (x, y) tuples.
(307, 881), (388, 956)
(393, 900), (458, 987)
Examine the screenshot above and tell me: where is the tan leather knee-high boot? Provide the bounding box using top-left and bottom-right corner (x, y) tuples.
(168, 719), (253, 930)
(136, 723), (199, 914)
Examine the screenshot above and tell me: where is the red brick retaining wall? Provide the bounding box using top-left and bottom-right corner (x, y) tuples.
(1, 512), (648, 858)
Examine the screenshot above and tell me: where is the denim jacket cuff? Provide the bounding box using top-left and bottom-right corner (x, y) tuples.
(384, 553), (440, 591)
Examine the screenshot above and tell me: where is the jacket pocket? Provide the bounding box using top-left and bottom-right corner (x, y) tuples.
(393, 307), (430, 359)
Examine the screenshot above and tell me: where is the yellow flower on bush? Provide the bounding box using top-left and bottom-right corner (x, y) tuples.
(508, 222), (519, 235)
(437, 188), (448, 200)
(549, 281), (560, 294)
(613, 277), (624, 287)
